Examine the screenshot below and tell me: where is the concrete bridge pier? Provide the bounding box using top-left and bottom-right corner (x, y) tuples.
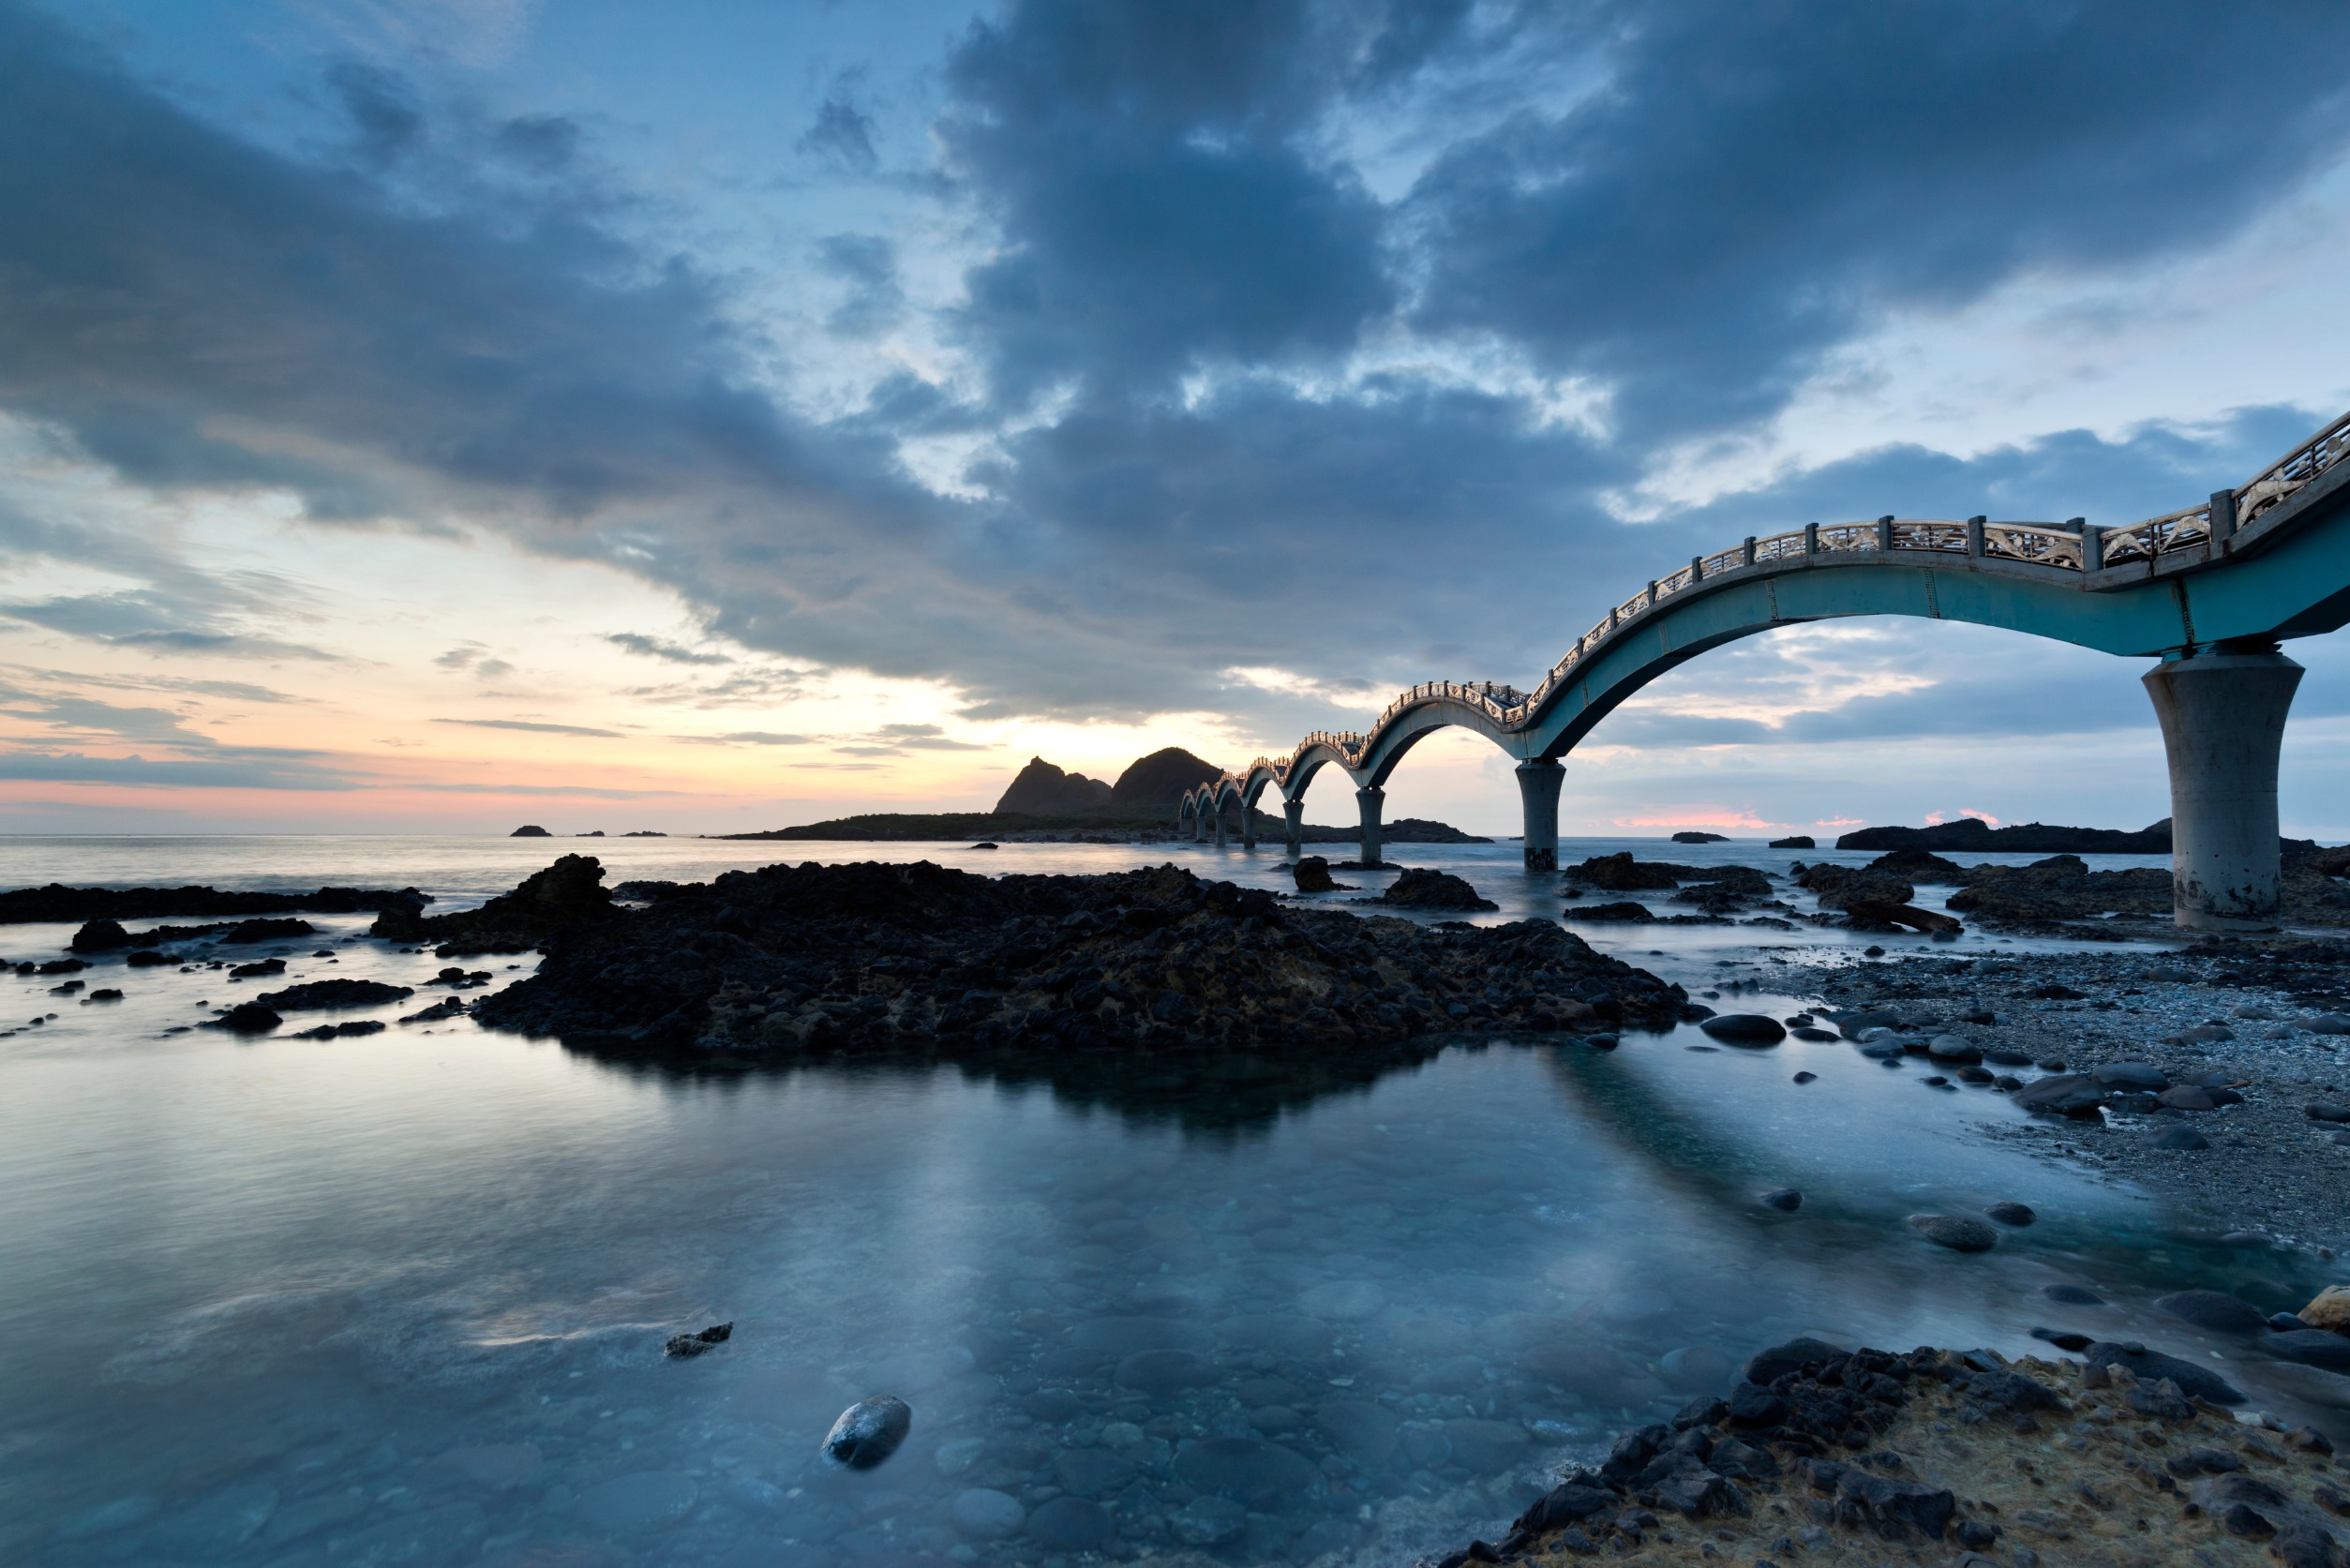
(1517, 758), (1564, 871)
(1213, 800), (1229, 847)
(2142, 644), (2304, 931)
(1282, 798), (1304, 857)
(1240, 800), (1255, 849)
(1355, 786), (1385, 868)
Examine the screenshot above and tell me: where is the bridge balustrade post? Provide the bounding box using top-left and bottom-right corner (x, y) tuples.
(1355, 785), (1385, 869)
(1803, 523), (1819, 557)
(2211, 488), (2238, 546)
(1282, 798), (1304, 857)
(2081, 524), (2104, 573)
(1689, 554), (1704, 582)
(2143, 645), (2303, 931)
(1516, 759), (1564, 872)
(1742, 536), (1756, 566)
(1966, 515), (1985, 556)
(1877, 515), (1894, 551)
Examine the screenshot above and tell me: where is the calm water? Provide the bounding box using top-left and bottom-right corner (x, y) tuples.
(0, 836), (2328, 1568)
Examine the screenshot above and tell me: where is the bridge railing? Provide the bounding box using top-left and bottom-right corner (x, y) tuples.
(2101, 504), (2212, 567)
(2238, 408), (2350, 528)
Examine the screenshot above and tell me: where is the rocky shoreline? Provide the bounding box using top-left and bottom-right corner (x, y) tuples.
(438, 857), (1695, 1057)
(1422, 1338), (2346, 1567)
(1773, 944), (2350, 1253)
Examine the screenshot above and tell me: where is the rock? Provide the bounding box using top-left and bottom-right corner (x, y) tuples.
(1572, 852), (1682, 890)
(1313, 1399), (1400, 1466)
(1865, 848), (1970, 883)
(1759, 1187), (1802, 1211)
(665, 1322), (732, 1357)
(2091, 1062), (2169, 1090)
(2300, 1285), (2350, 1332)
(1790, 1026), (1836, 1041)
(2157, 1085), (2220, 1111)
(2011, 1074), (2110, 1116)
(2151, 1127), (2210, 1150)
(68, 918), (131, 952)
(2270, 1329), (2350, 1373)
(2152, 1292), (2267, 1334)
(2307, 1103), (2350, 1124)
(1792, 1070), (1818, 1083)
(290, 1020), (386, 1039)
(1833, 1008), (1903, 1038)
(1660, 1344), (1739, 1390)
(373, 853), (616, 956)
(950, 1487), (1025, 1540)
(126, 949), (171, 966)
(1671, 831), (1730, 844)
(1927, 1036), (1982, 1063)
(1174, 1437), (1321, 1506)
(577, 1471), (697, 1532)
(1845, 898), (1963, 933)
(1769, 835), (1815, 848)
(1907, 1214), (1998, 1252)
(1796, 863), (1914, 910)
(1115, 1349), (1209, 1393)
(512, 825), (551, 836)
(0, 883), (427, 924)
(822, 1396), (912, 1469)
(1169, 1496), (1248, 1546)
(222, 917), (315, 943)
(1293, 856), (1340, 892)
(1742, 1337), (1846, 1385)
(217, 1001), (281, 1034)
(1984, 1202), (2035, 1227)
(995, 756), (1115, 814)
(1380, 868), (1498, 911)
(228, 958), (285, 978)
(1568, 899), (1654, 921)
(255, 978), (414, 1011)
(1835, 1469), (1955, 1539)
(2083, 1341), (2244, 1403)
(1699, 1013), (1786, 1044)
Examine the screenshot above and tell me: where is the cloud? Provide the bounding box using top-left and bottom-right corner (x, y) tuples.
(675, 730), (815, 746)
(873, 722), (989, 751)
(800, 95), (879, 171)
(431, 717), (622, 738)
(0, 750), (365, 789)
(816, 234), (905, 338)
(605, 633), (732, 665)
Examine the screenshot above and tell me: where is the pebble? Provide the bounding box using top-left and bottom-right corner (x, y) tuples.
(1906, 1214), (1998, 1252)
(1025, 1495), (1110, 1549)
(1759, 1187), (1803, 1212)
(1792, 1070), (1817, 1083)
(821, 1396), (912, 1470)
(950, 1487), (1025, 1540)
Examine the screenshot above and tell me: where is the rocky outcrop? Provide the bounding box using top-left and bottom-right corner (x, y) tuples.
(371, 854), (616, 956)
(1836, 817), (2174, 852)
(1377, 869), (1498, 911)
(1432, 1343), (2343, 1568)
(511, 825), (551, 837)
(1794, 862), (1915, 910)
(1768, 835), (1815, 848)
(470, 859), (1693, 1055)
(1945, 856), (2172, 924)
(0, 884), (427, 925)
(1108, 747), (1223, 810)
(994, 757), (1116, 814)
(1670, 830), (1729, 844)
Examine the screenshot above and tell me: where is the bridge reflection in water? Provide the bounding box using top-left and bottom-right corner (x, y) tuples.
(1183, 410), (2350, 931)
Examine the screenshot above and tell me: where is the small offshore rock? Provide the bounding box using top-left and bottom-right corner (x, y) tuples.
(2154, 1291), (2267, 1335)
(1791, 1070), (1817, 1083)
(665, 1322), (732, 1358)
(217, 1001), (281, 1034)
(1380, 868), (1498, 911)
(1699, 1013), (1787, 1045)
(821, 1396), (912, 1470)
(1907, 1214), (1998, 1252)
(1759, 1187), (1802, 1211)
(1292, 856), (1340, 893)
(1983, 1202), (2035, 1227)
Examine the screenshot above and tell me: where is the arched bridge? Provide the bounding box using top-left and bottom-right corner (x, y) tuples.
(1181, 408), (2350, 930)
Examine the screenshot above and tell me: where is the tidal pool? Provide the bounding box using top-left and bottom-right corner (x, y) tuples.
(0, 839), (2328, 1566)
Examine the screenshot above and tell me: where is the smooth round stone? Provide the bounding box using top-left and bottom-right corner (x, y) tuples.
(1023, 1387), (1082, 1422)
(1115, 1348), (1209, 1394)
(578, 1471), (698, 1532)
(1926, 1036), (1982, 1064)
(1297, 1280), (1385, 1321)
(1026, 1496), (1110, 1550)
(1983, 1202), (2035, 1227)
(2155, 1290), (2268, 1335)
(1175, 1437), (1321, 1506)
(933, 1436), (986, 1476)
(1699, 1014), (1786, 1045)
(1906, 1214), (1998, 1252)
(1791, 1026), (1838, 1041)
(1248, 1404), (1302, 1433)
(949, 1487), (1025, 1541)
(1792, 1070), (1819, 1083)
(1169, 1495), (1248, 1546)
(822, 1396), (912, 1470)
(1759, 1187), (1802, 1212)
(1053, 1448), (1136, 1497)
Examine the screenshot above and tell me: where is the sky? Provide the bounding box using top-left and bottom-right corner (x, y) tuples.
(4, 0), (2350, 838)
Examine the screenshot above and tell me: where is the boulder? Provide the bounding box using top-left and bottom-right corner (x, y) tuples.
(1864, 849), (1968, 883)
(1571, 852), (1681, 891)
(822, 1396), (912, 1470)
(1671, 831), (1730, 844)
(1983, 1202), (2036, 1226)
(2012, 1074), (2111, 1117)
(2270, 1330), (2350, 1373)
(1845, 899), (1961, 934)
(68, 918), (132, 952)
(1699, 1014), (1787, 1045)
(1568, 901), (1654, 921)
(1293, 857), (1340, 893)
(1796, 863), (1914, 910)
(1907, 1214), (1998, 1252)
(1741, 1337), (1846, 1385)
(2299, 1285), (2350, 1333)
(2154, 1292), (2267, 1335)
(2092, 1062), (2170, 1090)
(1380, 869), (1498, 911)
(2082, 1342), (2243, 1404)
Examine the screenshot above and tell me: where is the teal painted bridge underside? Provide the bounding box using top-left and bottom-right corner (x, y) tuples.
(1183, 410), (2350, 815)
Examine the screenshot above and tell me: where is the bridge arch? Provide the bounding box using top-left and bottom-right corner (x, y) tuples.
(1184, 410), (2350, 927)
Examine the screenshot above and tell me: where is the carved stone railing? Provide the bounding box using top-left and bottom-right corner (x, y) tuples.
(1180, 406), (2350, 813)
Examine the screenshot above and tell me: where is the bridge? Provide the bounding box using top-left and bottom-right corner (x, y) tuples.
(1180, 407), (2350, 931)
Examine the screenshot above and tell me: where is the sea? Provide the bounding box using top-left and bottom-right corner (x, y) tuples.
(0, 833), (2330, 1568)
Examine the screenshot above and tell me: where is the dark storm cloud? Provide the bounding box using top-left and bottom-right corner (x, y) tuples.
(1406, 0), (2350, 441)
(5, 0), (2350, 739)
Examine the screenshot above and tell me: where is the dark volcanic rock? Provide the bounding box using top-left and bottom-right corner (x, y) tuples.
(0, 884), (427, 925)
(1566, 901), (1655, 922)
(822, 1396), (911, 1469)
(1907, 1214), (1998, 1252)
(69, 918), (131, 952)
(1699, 1014), (1786, 1045)
(255, 978), (415, 1010)
(1946, 859), (2172, 925)
(2083, 1342), (2244, 1403)
(1836, 818), (2171, 853)
(1570, 852), (1681, 891)
(1293, 857), (1342, 893)
(1865, 849), (1968, 883)
(373, 854), (615, 956)
(1670, 831), (1729, 844)
(217, 1001), (281, 1033)
(222, 917), (317, 944)
(468, 859), (1689, 1057)
(1795, 863), (1914, 910)
(1378, 868), (1497, 911)
(1843, 898), (1961, 934)
(1768, 835), (1814, 848)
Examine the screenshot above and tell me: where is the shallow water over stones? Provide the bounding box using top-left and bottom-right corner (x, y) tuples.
(0, 838), (2339, 1567)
